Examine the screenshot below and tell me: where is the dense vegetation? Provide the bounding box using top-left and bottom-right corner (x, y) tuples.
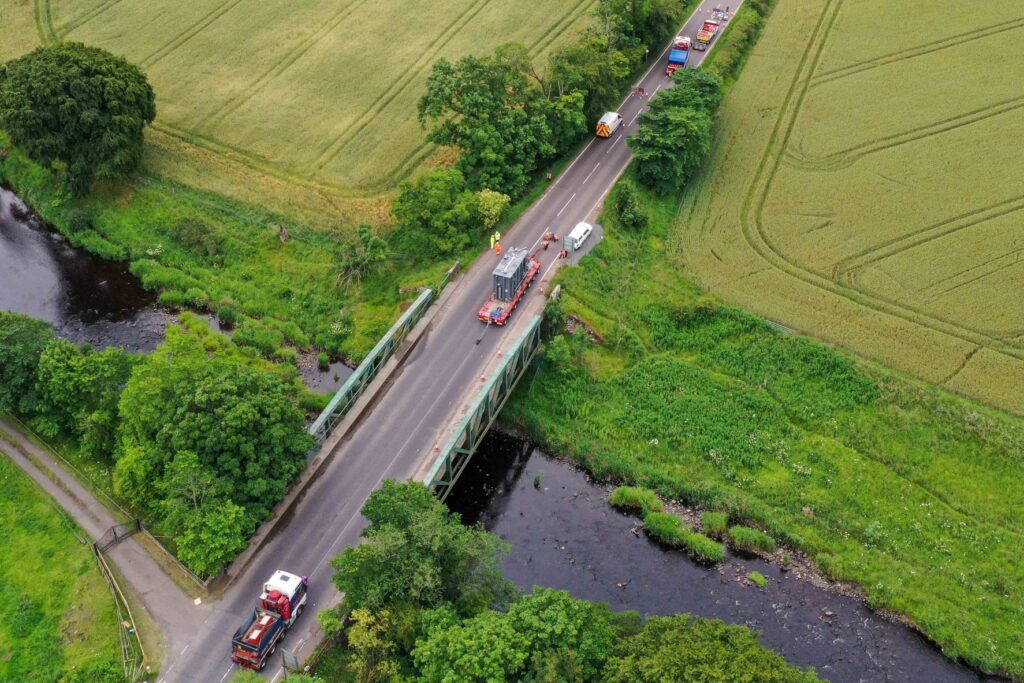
(0, 311), (314, 577)
(0, 43), (155, 195)
(0, 455), (120, 682)
(504, 175), (1024, 675)
(314, 481), (820, 682)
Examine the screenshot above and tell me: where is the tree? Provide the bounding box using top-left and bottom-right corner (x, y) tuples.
(0, 43), (155, 195)
(0, 312), (54, 415)
(392, 168), (480, 257)
(330, 480), (513, 614)
(476, 189), (512, 232)
(115, 321), (312, 522)
(337, 223), (388, 285)
(346, 608), (401, 683)
(610, 179), (648, 231)
(664, 69), (724, 113)
(548, 37), (632, 122)
(629, 104), (713, 192)
(175, 499), (249, 578)
(413, 588), (619, 683)
(602, 615), (822, 683)
(419, 44), (585, 196)
(34, 338), (137, 455)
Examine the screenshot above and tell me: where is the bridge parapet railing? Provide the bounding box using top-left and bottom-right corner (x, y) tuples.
(424, 315), (542, 499)
(309, 262), (460, 445)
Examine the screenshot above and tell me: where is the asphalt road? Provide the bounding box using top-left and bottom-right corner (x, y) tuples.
(163, 5), (736, 681)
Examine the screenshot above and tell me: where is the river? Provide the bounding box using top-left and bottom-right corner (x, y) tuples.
(446, 430), (997, 683)
(0, 186), (351, 389)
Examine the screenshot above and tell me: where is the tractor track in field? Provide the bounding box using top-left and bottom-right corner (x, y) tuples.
(138, 0), (246, 70)
(33, 0), (58, 45)
(783, 94), (1024, 171)
(811, 15), (1024, 87)
(192, 0), (371, 135)
(736, 0), (1024, 365)
(922, 247), (1024, 301)
(308, 0), (495, 174)
(48, 0), (124, 40)
(832, 194), (1024, 286)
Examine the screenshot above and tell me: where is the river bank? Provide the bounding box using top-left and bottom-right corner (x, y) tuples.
(446, 430), (998, 683)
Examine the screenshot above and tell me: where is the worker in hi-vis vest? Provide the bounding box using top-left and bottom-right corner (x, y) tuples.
(490, 230), (501, 251)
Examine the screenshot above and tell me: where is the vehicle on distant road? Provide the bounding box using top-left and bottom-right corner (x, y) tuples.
(694, 18), (721, 50)
(666, 36), (691, 76)
(478, 247), (541, 326)
(596, 111), (624, 138)
(231, 570), (308, 671)
(567, 222), (593, 251)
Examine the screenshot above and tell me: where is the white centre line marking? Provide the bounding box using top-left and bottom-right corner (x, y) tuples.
(271, 668), (284, 683)
(605, 136), (623, 155)
(219, 665), (234, 683)
(556, 193), (576, 217)
(654, 83), (663, 94)
(582, 163), (601, 185)
(180, 645), (189, 656)
(629, 111), (641, 126)
(541, 254), (562, 282)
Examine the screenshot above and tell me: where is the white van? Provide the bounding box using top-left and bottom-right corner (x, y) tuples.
(596, 112), (624, 138)
(567, 222), (593, 251)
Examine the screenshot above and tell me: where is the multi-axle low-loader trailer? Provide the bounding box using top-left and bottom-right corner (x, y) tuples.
(478, 247), (541, 326)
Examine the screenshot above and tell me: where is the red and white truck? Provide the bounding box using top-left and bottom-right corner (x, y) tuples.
(478, 247), (541, 326)
(694, 18), (721, 50)
(231, 570), (308, 671)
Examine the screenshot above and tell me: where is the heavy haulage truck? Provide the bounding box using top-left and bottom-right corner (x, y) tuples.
(231, 570), (308, 671)
(478, 247), (541, 325)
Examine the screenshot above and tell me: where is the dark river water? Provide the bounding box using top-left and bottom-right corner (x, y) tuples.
(446, 430), (996, 683)
(0, 186), (351, 388)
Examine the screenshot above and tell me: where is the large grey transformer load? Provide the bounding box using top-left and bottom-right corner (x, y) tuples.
(492, 248), (529, 301)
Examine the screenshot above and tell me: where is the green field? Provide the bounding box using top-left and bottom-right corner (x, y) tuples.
(674, 0), (1024, 414)
(8, 0), (593, 222)
(0, 454), (120, 681)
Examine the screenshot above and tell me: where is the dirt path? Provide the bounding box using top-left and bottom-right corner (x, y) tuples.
(0, 416), (205, 666)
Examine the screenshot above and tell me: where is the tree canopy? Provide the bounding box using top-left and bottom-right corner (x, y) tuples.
(0, 43), (155, 195)
(330, 480), (513, 614)
(603, 615), (822, 683)
(0, 311), (54, 415)
(413, 588), (621, 683)
(418, 44), (585, 197)
(113, 317), (312, 575)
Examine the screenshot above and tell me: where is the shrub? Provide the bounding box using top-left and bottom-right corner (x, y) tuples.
(702, 511), (728, 537)
(273, 347), (298, 365)
(233, 319), (285, 357)
(748, 571), (768, 587)
(611, 180), (648, 231)
(158, 291), (189, 309)
(643, 512), (688, 546)
(728, 525), (776, 553)
(610, 486), (663, 514)
(171, 218), (222, 257)
(216, 304), (239, 327)
(681, 532), (725, 564)
(317, 351), (330, 370)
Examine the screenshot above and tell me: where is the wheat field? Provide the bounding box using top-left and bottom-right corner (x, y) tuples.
(8, 0), (593, 221)
(674, 0), (1024, 414)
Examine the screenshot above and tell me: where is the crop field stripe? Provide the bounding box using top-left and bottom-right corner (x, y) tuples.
(833, 195), (1024, 284)
(193, 0), (370, 134)
(784, 94), (1024, 170)
(139, 0), (247, 70)
(735, 0), (1024, 361)
(921, 246), (1024, 300)
(813, 15), (1024, 86)
(52, 0), (124, 40)
(309, 0), (494, 173)
(311, 0), (595, 181)
(33, 0), (59, 45)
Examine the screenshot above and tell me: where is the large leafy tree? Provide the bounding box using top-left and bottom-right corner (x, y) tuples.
(34, 339), (138, 456)
(629, 104), (713, 193)
(0, 311), (54, 415)
(0, 43), (155, 195)
(548, 36), (632, 122)
(331, 480), (513, 614)
(413, 588), (621, 683)
(419, 44), (585, 196)
(392, 168), (480, 257)
(603, 615), (822, 683)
